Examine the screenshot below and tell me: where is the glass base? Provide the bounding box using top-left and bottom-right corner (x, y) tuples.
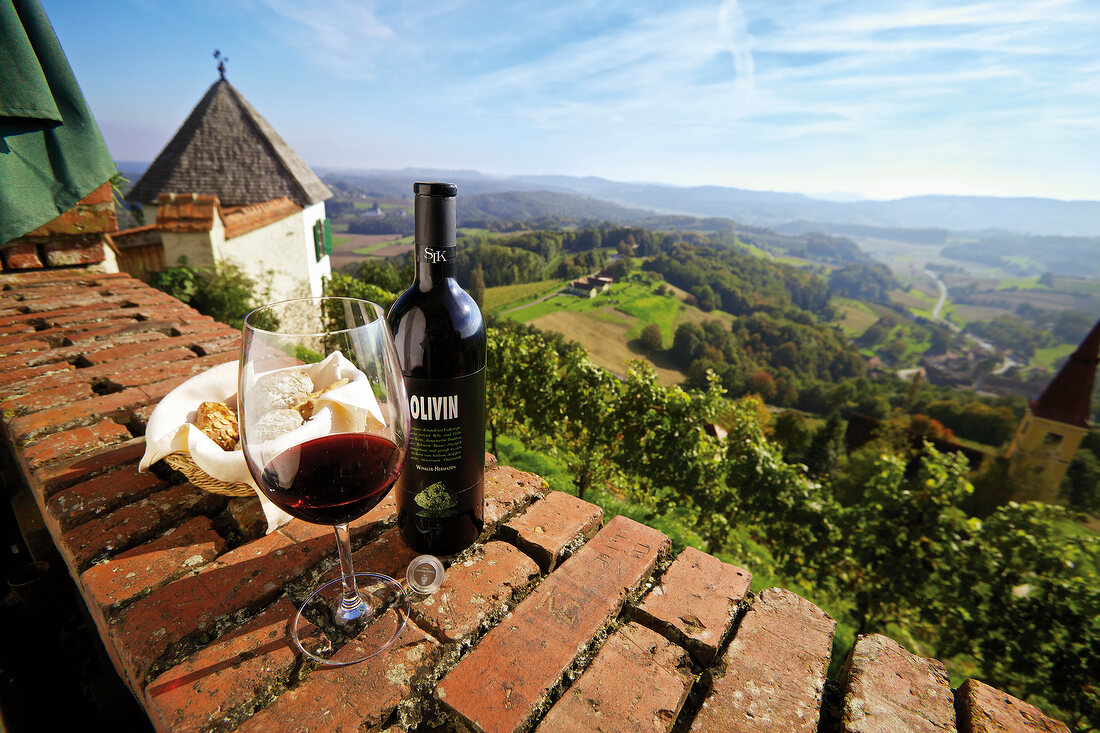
(291, 572), (409, 666)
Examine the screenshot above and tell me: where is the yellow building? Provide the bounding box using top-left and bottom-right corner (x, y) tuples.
(1006, 318), (1100, 502)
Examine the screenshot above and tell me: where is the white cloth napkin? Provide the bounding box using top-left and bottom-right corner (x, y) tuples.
(140, 352), (384, 533)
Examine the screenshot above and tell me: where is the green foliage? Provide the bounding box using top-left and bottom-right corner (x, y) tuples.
(828, 262), (898, 303)
(639, 323), (663, 352)
(322, 272), (398, 311)
(933, 503), (1099, 727)
(151, 257), (275, 330)
(484, 320), (1096, 727)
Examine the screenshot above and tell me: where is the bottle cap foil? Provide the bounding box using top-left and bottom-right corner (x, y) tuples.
(406, 555), (444, 594)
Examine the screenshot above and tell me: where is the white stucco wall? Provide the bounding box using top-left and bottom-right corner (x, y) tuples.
(217, 203), (330, 304)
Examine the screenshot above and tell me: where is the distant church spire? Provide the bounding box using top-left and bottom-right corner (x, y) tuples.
(1005, 315), (1100, 502)
(1030, 317), (1100, 428)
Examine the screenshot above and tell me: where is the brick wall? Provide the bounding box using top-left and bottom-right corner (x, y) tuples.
(1, 183), (119, 272)
(0, 270), (1072, 733)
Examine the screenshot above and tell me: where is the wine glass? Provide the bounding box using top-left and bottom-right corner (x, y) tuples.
(239, 296), (410, 665)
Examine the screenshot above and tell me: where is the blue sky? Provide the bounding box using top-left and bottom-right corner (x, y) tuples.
(40, 0), (1100, 201)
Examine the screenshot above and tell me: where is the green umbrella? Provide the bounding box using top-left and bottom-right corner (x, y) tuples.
(0, 0), (116, 246)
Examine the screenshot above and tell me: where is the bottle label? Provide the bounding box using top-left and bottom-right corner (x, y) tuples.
(400, 368), (485, 518)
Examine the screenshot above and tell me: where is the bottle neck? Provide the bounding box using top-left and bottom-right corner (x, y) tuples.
(413, 187), (457, 288)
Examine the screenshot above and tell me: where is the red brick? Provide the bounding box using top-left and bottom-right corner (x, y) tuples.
(0, 338), (49, 358)
(9, 386), (151, 444)
(0, 362), (65, 387)
(502, 490), (603, 571)
(537, 622), (694, 733)
(2, 242), (43, 269)
(2, 381), (93, 418)
(144, 599), (317, 733)
(111, 529), (333, 685)
(21, 418), (132, 471)
(108, 351), (237, 389)
(438, 515), (670, 733)
(838, 633), (955, 733)
(32, 438), (146, 498)
(634, 546), (751, 664)
(42, 238), (107, 266)
(46, 465), (165, 532)
(238, 618), (441, 733)
(414, 541), (540, 643)
(955, 679), (1070, 733)
(691, 587), (835, 733)
(59, 484), (224, 571)
(484, 463), (548, 527)
(81, 516), (226, 611)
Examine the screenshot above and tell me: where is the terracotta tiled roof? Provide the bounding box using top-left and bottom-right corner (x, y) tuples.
(126, 79), (332, 208)
(1030, 316), (1100, 428)
(223, 197), (302, 239)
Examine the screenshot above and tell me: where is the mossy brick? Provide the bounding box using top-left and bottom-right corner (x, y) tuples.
(955, 679), (1070, 733)
(2, 242), (43, 269)
(502, 490), (603, 571)
(20, 418), (132, 471)
(46, 465), (165, 532)
(634, 546), (751, 664)
(483, 463), (548, 528)
(536, 622), (694, 733)
(81, 516), (226, 611)
(59, 484), (225, 571)
(413, 540), (540, 643)
(437, 515), (670, 733)
(111, 529), (333, 685)
(1, 381), (94, 418)
(9, 386), (152, 443)
(691, 587), (835, 733)
(31, 438), (146, 497)
(838, 633), (955, 733)
(144, 598), (315, 733)
(237, 619), (440, 733)
(43, 239), (108, 266)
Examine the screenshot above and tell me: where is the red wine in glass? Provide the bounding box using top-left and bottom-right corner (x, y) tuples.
(258, 434), (403, 525)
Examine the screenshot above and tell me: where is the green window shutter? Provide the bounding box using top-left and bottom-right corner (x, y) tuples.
(324, 219), (332, 255)
(313, 220), (323, 261)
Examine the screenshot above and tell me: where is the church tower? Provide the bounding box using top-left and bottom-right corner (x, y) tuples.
(1005, 317), (1100, 502)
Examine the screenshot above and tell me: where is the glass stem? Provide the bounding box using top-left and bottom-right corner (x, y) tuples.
(332, 523), (367, 621)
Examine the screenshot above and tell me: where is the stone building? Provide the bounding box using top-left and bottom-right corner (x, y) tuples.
(116, 77), (333, 303)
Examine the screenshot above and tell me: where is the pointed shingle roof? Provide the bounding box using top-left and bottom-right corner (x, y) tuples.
(1030, 317), (1100, 428)
(126, 79), (332, 208)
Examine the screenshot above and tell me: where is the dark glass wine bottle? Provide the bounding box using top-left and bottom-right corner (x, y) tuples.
(388, 182), (486, 555)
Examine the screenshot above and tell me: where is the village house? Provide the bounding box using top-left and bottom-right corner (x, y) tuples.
(115, 76), (333, 303)
(566, 275), (613, 298)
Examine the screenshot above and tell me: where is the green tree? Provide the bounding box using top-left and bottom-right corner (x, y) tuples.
(322, 272), (397, 311)
(469, 264), (486, 307)
(1060, 449), (1100, 512)
(151, 257), (275, 330)
(803, 412), (845, 477)
(724, 398), (841, 573)
(933, 503), (1099, 728)
(639, 323), (663, 352)
(485, 327), (559, 455)
(835, 443), (973, 633)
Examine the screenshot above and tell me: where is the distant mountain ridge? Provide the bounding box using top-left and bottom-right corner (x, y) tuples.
(120, 161), (1100, 237)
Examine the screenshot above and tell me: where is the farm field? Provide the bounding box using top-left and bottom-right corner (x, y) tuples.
(494, 279), (730, 387)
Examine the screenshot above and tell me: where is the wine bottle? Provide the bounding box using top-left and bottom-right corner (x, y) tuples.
(388, 182), (486, 555)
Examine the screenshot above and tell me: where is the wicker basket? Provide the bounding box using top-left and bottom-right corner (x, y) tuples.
(164, 452), (255, 497)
